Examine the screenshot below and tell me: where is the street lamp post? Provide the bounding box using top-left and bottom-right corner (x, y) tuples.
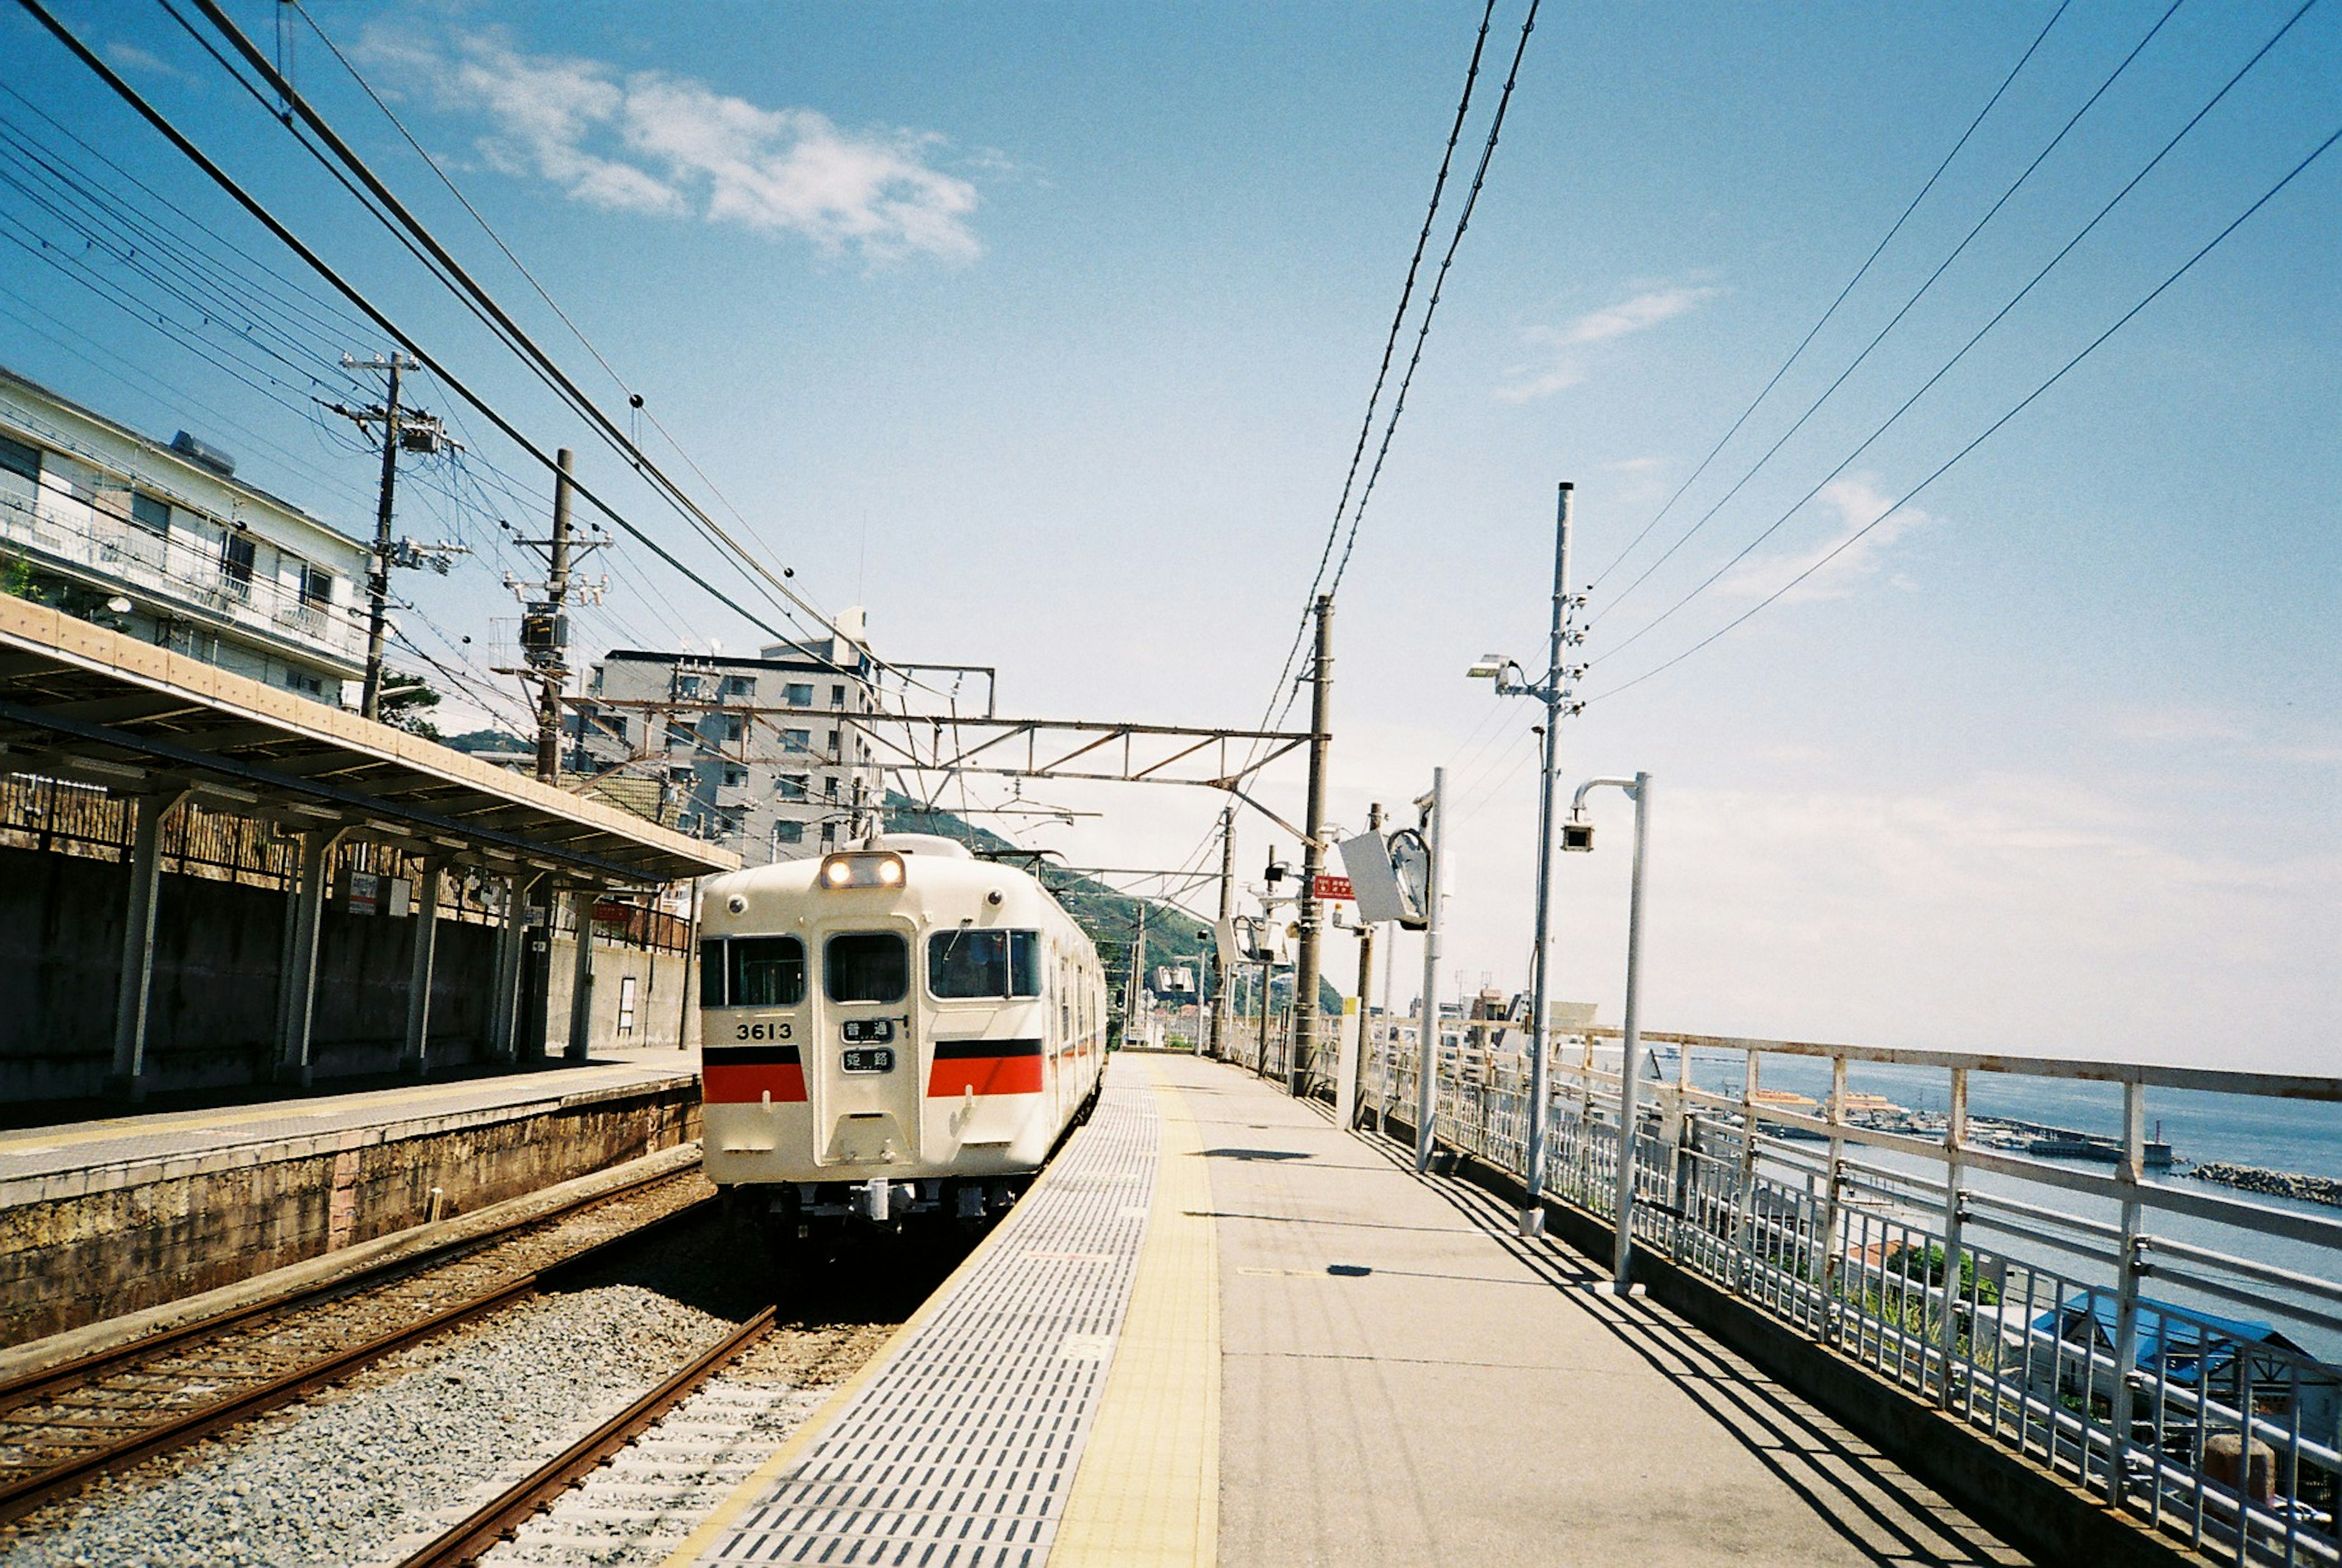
(1566, 772), (1654, 1293)
(1466, 481), (1585, 1236)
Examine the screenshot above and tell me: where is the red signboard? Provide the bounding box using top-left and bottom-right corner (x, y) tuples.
(1313, 873), (1355, 901)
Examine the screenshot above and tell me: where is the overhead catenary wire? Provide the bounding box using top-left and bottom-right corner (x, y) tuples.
(1586, 115), (2342, 708)
(1585, 0), (2077, 592)
(1244, 0), (1501, 742)
(1265, 0), (1542, 744)
(1589, 0), (2324, 670)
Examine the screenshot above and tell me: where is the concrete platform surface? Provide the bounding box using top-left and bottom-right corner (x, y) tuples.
(1172, 1051), (2028, 1567)
(0, 1047), (699, 1208)
(662, 1053), (2027, 1567)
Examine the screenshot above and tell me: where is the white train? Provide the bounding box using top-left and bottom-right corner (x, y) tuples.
(697, 834), (1108, 1247)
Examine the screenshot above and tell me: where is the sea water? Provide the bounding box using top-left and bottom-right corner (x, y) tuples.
(1661, 1049), (2342, 1363)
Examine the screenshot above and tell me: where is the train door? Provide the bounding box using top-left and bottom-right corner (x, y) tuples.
(809, 920), (923, 1168)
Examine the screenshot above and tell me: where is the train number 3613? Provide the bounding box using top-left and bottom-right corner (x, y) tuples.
(735, 1022), (793, 1041)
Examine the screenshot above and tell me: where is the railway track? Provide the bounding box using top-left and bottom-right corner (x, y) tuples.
(397, 1308), (779, 1568)
(0, 1159), (714, 1526)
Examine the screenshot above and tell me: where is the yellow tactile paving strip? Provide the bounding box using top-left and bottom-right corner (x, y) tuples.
(1051, 1054), (1219, 1567)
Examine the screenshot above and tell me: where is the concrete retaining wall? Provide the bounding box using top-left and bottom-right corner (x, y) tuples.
(0, 1074), (700, 1346)
(0, 845), (692, 1101)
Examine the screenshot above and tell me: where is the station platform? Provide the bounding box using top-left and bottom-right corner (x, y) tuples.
(0, 1047), (701, 1348)
(663, 1052), (2028, 1567)
(0, 1046), (697, 1206)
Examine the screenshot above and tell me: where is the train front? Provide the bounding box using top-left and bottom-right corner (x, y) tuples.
(697, 836), (1071, 1237)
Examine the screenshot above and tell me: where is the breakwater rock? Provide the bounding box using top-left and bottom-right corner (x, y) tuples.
(2192, 1162), (2342, 1209)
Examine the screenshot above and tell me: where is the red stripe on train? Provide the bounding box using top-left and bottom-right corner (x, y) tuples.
(926, 1056), (1045, 1097)
(703, 1063), (808, 1103)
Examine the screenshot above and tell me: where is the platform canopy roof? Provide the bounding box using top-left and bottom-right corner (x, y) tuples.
(0, 596), (736, 886)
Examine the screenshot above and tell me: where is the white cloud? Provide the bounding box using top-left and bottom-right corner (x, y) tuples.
(1712, 474), (1927, 604)
(104, 40), (196, 87)
(1432, 767), (2340, 1071)
(359, 25), (980, 263)
(1495, 284), (1719, 403)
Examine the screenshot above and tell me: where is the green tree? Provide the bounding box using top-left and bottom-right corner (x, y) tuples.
(379, 671), (444, 740)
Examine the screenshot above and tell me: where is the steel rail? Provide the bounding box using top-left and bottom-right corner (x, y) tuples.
(0, 1159), (695, 1410)
(0, 1189), (715, 1527)
(397, 1306), (777, 1568)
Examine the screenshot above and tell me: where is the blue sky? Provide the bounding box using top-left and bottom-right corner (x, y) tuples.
(4, 1), (2335, 1068)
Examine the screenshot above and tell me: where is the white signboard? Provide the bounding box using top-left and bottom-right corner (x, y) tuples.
(1338, 832), (1409, 926)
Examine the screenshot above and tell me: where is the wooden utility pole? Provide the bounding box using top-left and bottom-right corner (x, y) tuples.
(498, 448), (601, 785)
(1289, 593), (1333, 1097)
(534, 448), (575, 783)
(360, 355), (401, 721)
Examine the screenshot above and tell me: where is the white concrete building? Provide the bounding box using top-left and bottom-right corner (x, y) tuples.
(0, 364), (370, 704)
(571, 613), (886, 863)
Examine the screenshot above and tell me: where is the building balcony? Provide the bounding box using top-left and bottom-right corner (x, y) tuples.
(0, 487), (366, 672)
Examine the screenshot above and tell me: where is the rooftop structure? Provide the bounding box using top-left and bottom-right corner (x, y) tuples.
(0, 363), (370, 705)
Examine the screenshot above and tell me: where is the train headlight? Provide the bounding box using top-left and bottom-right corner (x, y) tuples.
(819, 851), (906, 890)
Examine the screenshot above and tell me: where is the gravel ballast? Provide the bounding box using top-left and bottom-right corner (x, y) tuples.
(0, 1283), (732, 1568)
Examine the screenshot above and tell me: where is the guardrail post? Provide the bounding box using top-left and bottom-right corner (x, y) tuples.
(1817, 1056), (1847, 1339)
(1938, 1066), (1969, 1409)
(2109, 1078), (2147, 1502)
(1732, 1048), (1762, 1295)
(1667, 1042), (1693, 1266)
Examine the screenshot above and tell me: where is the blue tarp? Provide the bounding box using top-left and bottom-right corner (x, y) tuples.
(2032, 1294), (2286, 1385)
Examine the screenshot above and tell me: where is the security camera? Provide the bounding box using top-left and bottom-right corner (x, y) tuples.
(1560, 817), (1595, 853)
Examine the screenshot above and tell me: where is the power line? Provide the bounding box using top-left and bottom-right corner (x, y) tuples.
(184, 0), (932, 693)
(1589, 0), (2323, 670)
(14, 0), (878, 684)
(1591, 0), (2188, 627)
(1248, 0), (1501, 734)
(1268, 0), (1542, 737)
(1586, 116), (2342, 707)
(1585, 0), (2076, 591)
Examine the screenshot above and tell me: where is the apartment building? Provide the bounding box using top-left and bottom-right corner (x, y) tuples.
(0, 364), (369, 704)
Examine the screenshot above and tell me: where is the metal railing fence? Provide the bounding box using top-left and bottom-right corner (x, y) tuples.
(0, 487), (367, 663)
(1357, 1018), (2342, 1566)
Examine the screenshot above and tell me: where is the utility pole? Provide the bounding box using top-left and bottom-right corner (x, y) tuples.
(1524, 482), (1581, 1233)
(1289, 593), (1333, 1098)
(1351, 801), (1381, 1125)
(1125, 901), (1149, 1049)
(498, 448), (604, 786)
(1466, 481), (1587, 1233)
(332, 354), (454, 720)
(1209, 805), (1234, 1060)
(535, 449), (574, 783)
(361, 355), (401, 720)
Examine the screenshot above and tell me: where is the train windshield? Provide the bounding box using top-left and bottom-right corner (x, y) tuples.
(728, 936), (805, 1006)
(825, 931), (909, 1003)
(928, 929), (1043, 1000)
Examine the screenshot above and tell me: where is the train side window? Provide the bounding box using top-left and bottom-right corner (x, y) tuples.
(699, 939), (726, 1007)
(1009, 931), (1041, 997)
(929, 928), (1045, 1000)
(826, 931), (908, 1003)
(929, 928), (1009, 998)
(729, 936), (806, 1006)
